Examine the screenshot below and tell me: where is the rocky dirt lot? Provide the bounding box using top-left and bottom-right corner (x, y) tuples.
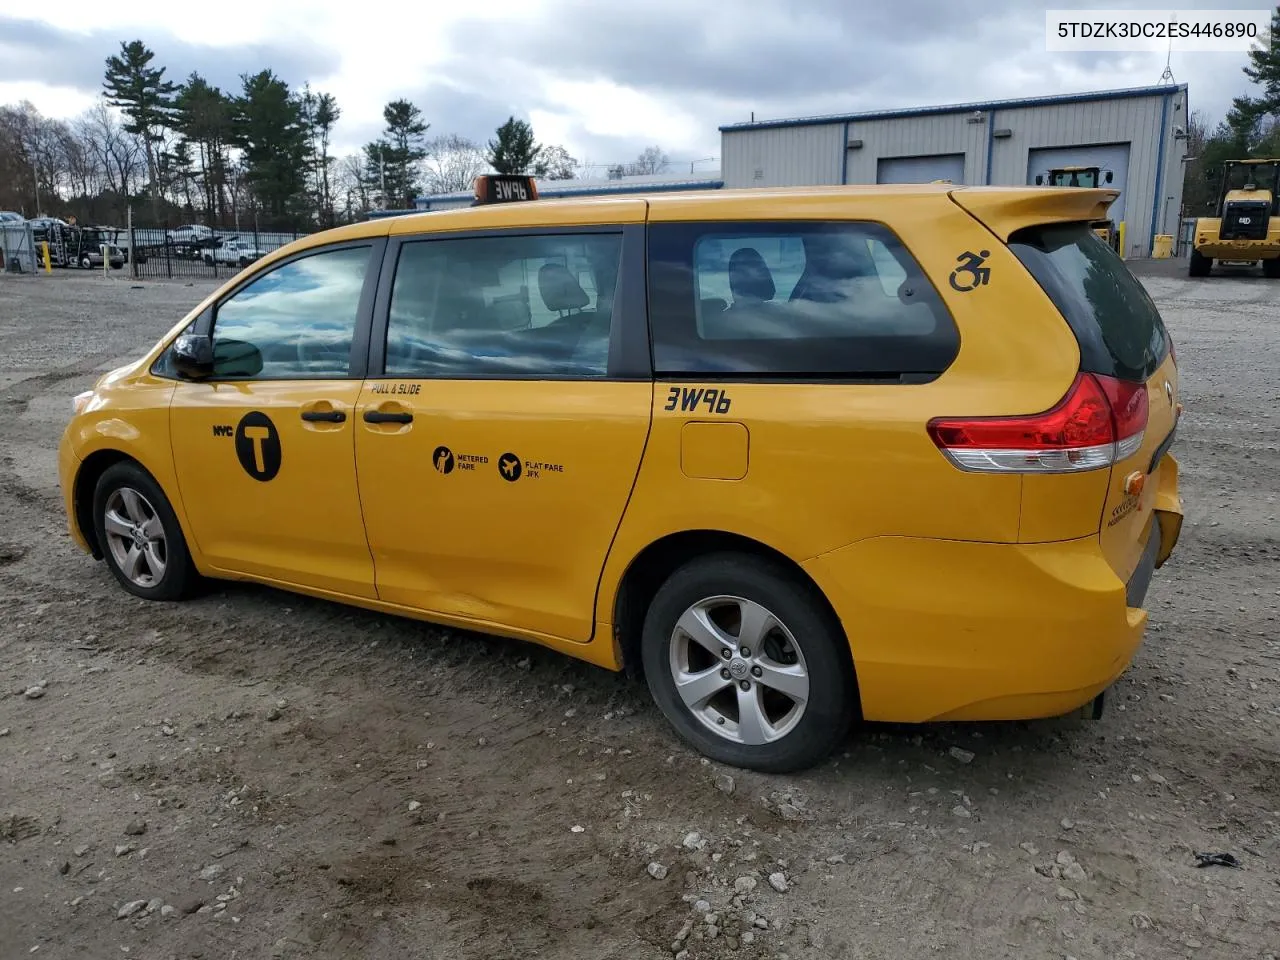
(0, 266), (1278, 960)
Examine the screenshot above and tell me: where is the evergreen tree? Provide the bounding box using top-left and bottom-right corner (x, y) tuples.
(174, 73), (235, 223)
(1243, 6), (1280, 109)
(233, 70), (309, 226)
(102, 40), (176, 219)
(312, 92), (340, 225)
(487, 117), (541, 175)
(374, 99), (428, 209)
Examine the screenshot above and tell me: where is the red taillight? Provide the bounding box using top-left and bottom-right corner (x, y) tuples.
(927, 373), (1148, 473)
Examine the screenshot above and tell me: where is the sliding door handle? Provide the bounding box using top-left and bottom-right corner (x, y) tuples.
(363, 410), (414, 424)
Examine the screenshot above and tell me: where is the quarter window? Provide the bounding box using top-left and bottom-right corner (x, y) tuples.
(211, 245), (371, 379)
(385, 232), (622, 378)
(648, 221), (958, 379)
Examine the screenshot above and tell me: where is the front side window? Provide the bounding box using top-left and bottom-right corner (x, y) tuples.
(211, 245), (371, 379)
(385, 232), (623, 378)
(648, 221), (958, 379)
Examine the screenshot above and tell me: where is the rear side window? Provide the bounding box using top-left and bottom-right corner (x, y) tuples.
(1008, 224), (1170, 382)
(647, 221), (959, 379)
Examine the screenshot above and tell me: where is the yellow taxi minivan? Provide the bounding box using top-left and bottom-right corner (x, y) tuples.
(59, 176), (1183, 772)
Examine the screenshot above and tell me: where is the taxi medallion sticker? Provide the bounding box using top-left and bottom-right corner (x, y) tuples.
(234, 411), (281, 482)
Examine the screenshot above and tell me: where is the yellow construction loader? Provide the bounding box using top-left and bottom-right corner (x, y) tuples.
(1034, 166), (1123, 253)
(1189, 158), (1280, 278)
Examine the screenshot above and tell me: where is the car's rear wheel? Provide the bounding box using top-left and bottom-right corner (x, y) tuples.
(641, 553), (856, 773)
(92, 462), (195, 601)
(1189, 249), (1212, 277)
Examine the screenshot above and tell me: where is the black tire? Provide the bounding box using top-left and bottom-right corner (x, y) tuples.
(1263, 258), (1280, 279)
(79, 256), (92, 270)
(640, 553), (856, 773)
(92, 461), (196, 601)
(1189, 249), (1212, 277)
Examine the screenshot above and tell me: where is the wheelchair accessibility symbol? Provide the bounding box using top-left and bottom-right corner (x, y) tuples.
(948, 250), (991, 292)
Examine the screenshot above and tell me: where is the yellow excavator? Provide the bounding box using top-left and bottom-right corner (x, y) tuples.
(1034, 166), (1123, 253)
(1188, 158), (1280, 278)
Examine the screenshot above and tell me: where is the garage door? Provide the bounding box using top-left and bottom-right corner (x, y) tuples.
(1026, 144), (1131, 225)
(876, 154), (966, 185)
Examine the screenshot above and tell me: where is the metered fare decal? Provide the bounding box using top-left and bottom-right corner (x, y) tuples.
(432, 446), (489, 475)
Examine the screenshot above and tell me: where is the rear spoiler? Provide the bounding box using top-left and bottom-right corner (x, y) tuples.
(948, 186), (1119, 241)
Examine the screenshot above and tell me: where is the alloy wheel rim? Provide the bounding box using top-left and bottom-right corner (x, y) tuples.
(103, 487), (167, 588)
(668, 595), (810, 745)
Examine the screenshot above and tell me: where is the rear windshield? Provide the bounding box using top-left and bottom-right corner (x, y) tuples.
(1008, 223), (1170, 382)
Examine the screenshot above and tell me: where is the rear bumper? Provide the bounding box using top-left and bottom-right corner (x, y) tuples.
(804, 529), (1169, 724)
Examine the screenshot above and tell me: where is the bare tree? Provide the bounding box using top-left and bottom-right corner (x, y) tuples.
(334, 153), (371, 221)
(421, 134), (489, 194)
(534, 143), (578, 180)
(0, 101), (76, 215)
(627, 145), (670, 176)
(75, 99), (144, 198)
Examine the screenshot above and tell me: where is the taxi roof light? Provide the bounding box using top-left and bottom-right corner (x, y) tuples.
(473, 174), (539, 206)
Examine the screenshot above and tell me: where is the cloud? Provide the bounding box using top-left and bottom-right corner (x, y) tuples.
(0, 15), (337, 98)
(0, 0), (1267, 169)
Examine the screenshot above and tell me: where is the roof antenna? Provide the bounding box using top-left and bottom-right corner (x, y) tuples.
(1158, 35), (1176, 84)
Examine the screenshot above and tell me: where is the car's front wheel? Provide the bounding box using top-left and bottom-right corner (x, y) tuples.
(92, 461), (196, 601)
(641, 553), (856, 773)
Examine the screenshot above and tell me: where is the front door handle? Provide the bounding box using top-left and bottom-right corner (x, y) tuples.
(364, 410), (414, 424)
(301, 409), (346, 423)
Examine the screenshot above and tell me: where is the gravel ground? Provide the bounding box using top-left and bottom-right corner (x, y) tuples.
(1, 267), (1278, 960)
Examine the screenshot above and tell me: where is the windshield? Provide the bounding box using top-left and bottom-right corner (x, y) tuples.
(1051, 170), (1098, 188)
(1008, 223), (1170, 382)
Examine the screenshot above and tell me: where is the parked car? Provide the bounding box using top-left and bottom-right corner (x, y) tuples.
(167, 224), (216, 260)
(167, 224), (214, 244)
(0, 211), (24, 224)
(205, 239), (266, 267)
(58, 175), (1184, 773)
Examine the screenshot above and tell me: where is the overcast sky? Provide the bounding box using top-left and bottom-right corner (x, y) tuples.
(0, 0), (1268, 174)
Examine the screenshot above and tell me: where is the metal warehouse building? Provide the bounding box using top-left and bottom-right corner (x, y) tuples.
(720, 84), (1189, 258)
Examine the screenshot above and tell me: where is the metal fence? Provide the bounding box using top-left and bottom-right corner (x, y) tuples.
(0, 222), (38, 274)
(127, 225), (310, 280)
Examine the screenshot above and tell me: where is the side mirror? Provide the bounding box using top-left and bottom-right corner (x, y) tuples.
(172, 334), (214, 379)
(212, 338), (264, 379)
(170, 335), (264, 380)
